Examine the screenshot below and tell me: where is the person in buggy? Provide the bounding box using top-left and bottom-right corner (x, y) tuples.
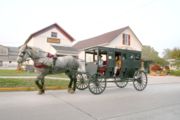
(114, 55), (122, 77)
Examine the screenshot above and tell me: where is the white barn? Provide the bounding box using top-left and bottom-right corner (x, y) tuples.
(0, 45), (18, 68)
(25, 23), (78, 57)
(74, 26), (143, 60)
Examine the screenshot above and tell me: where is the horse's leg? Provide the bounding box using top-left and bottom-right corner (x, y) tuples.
(72, 72), (77, 92)
(35, 74), (45, 95)
(68, 71), (77, 94)
(40, 76), (45, 94)
(67, 74), (73, 93)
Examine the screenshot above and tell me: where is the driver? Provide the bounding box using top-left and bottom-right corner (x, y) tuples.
(114, 55), (122, 77)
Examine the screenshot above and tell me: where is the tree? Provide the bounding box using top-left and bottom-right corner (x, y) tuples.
(163, 47), (180, 59)
(142, 45), (158, 61)
(163, 48), (171, 59)
(171, 48), (180, 59)
(163, 47), (180, 69)
(142, 45), (168, 66)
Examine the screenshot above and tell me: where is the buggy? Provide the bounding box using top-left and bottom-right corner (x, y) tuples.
(76, 46), (148, 94)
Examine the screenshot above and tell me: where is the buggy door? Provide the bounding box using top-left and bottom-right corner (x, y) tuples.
(106, 50), (115, 77)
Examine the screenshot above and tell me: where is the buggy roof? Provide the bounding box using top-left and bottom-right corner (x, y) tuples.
(85, 46), (141, 55)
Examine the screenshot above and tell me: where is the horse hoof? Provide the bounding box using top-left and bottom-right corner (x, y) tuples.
(69, 90), (75, 94)
(67, 88), (75, 94)
(38, 90), (45, 95)
(68, 88), (71, 93)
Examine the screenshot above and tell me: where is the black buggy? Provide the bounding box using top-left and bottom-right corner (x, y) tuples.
(76, 46), (148, 95)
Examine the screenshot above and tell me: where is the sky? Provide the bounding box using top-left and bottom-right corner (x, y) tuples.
(0, 0), (180, 56)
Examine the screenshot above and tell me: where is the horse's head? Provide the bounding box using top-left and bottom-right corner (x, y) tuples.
(17, 44), (32, 64)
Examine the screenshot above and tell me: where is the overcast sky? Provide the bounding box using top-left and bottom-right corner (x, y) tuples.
(0, 0), (179, 56)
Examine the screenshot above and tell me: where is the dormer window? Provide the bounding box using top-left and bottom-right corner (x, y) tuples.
(122, 34), (130, 45)
(51, 32), (57, 38)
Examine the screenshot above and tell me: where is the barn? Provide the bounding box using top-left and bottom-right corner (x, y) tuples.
(25, 23), (78, 57)
(0, 45), (18, 68)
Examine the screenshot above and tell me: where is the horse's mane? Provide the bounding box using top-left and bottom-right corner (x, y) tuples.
(28, 46), (47, 58)
(30, 46), (45, 53)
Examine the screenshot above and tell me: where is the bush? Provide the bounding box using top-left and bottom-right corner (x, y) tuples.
(150, 64), (162, 72)
(164, 66), (170, 75)
(169, 70), (180, 76)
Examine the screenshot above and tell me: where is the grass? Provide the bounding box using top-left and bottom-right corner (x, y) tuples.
(0, 69), (70, 91)
(169, 70), (180, 76)
(0, 69), (68, 78)
(0, 78), (69, 88)
(0, 69), (37, 76)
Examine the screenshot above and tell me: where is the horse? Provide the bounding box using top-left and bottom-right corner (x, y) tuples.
(17, 45), (80, 94)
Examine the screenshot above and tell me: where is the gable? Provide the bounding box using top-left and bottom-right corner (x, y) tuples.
(25, 23), (75, 45)
(32, 27), (73, 45)
(73, 26), (128, 50)
(73, 26), (142, 50)
(108, 28), (142, 51)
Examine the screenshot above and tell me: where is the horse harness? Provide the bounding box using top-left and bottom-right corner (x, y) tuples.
(47, 53), (57, 67)
(34, 53), (57, 69)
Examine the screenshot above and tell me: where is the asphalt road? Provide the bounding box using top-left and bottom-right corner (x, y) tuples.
(0, 76), (180, 120)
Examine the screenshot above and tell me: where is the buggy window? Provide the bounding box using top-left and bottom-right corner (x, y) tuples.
(135, 54), (140, 60)
(122, 54), (126, 60)
(130, 54), (134, 59)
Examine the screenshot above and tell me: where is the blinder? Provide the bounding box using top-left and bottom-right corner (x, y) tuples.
(18, 51), (26, 58)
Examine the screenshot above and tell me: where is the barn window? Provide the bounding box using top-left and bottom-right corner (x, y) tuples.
(51, 32), (57, 38)
(122, 34), (130, 45)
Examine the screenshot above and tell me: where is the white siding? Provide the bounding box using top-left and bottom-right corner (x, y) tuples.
(78, 51), (85, 60)
(27, 27), (73, 54)
(2, 61), (17, 67)
(107, 29), (142, 51)
(0, 46), (8, 55)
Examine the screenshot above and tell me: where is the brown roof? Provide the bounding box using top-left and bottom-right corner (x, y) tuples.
(52, 45), (78, 56)
(25, 23), (75, 44)
(52, 45), (78, 52)
(73, 26), (129, 50)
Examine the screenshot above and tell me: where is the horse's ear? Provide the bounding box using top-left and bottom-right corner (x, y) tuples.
(18, 44), (26, 49)
(24, 44), (32, 49)
(27, 45), (32, 49)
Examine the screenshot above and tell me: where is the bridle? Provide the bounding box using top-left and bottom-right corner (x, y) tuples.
(18, 47), (33, 63)
(18, 51), (26, 58)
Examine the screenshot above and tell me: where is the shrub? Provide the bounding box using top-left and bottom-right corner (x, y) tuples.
(150, 64), (162, 72)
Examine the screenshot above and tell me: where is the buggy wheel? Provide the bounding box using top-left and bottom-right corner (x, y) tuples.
(114, 76), (128, 88)
(133, 71), (148, 91)
(88, 74), (106, 95)
(76, 73), (89, 90)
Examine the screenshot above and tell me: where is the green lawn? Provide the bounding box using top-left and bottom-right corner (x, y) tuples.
(0, 69), (70, 91)
(0, 78), (69, 88)
(0, 69), (37, 76)
(169, 70), (180, 76)
(0, 69), (68, 78)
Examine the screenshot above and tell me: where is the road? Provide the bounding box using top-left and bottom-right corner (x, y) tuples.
(0, 76), (180, 120)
